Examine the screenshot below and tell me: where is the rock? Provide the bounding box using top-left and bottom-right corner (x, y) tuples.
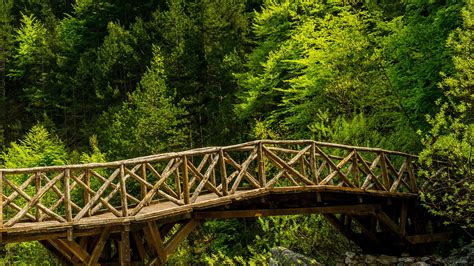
(346, 251), (356, 258)
(401, 253), (410, 257)
(345, 257), (353, 264)
(269, 246), (321, 265)
(376, 255), (398, 264)
(420, 256), (430, 262)
(444, 242), (474, 265)
(410, 262), (428, 266)
(398, 257), (415, 263)
(364, 254), (376, 264)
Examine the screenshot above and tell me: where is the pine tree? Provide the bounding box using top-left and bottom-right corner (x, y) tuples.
(99, 46), (188, 159)
(0, 0), (14, 148)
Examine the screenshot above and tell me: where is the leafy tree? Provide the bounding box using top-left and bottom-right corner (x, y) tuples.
(419, 3), (473, 233)
(0, 241), (57, 265)
(235, 0), (417, 151)
(382, 0), (464, 132)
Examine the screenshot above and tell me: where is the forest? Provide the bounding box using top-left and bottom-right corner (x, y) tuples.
(0, 0), (472, 264)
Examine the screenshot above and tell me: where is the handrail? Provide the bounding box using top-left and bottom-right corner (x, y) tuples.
(0, 140), (448, 229)
(0, 140), (421, 173)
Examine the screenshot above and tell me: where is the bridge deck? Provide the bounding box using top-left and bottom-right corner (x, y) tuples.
(2, 186), (417, 243)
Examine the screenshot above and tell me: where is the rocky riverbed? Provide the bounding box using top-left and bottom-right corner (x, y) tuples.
(269, 242), (474, 265)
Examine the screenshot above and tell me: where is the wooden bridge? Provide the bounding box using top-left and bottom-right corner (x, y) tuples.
(0, 140), (450, 265)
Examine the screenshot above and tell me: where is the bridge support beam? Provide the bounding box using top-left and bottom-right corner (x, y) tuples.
(42, 220), (201, 265)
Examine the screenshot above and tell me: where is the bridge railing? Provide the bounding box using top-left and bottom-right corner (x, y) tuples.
(0, 140), (447, 228)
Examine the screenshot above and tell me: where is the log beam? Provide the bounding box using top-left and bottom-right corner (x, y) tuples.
(194, 204), (381, 220)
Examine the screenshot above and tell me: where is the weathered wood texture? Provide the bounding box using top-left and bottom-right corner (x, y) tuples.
(0, 140), (447, 229)
(0, 140), (451, 264)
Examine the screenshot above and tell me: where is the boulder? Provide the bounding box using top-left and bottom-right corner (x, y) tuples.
(269, 247), (322, 266)
(376, 255), (398, 264)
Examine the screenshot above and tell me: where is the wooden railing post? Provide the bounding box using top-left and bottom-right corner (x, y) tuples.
(210, 154), (217, 186)
(64, 169), (72, 222)
(175, 167), (182, 201)
(352, 149), (359, 188)
(310, 142), (318, 184)
(140, 163), (147, 201)
(257, 142), (266, 187)
(64, 169), (74, 241)
(84, 169), (91, 217)
(35, 172), (42, 222)
(407, 159), (418, 193)
(380, 152), (389, 191)
(219, 149), (228, 196)
(182, 156), (190, 204)
(119, 164), (128, 217)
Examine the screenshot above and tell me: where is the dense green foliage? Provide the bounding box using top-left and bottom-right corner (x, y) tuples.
(0, 0), (471, 263)
(419, 4), (473, 232)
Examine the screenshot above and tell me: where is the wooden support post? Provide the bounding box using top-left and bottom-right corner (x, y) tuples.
(316, 192), (322, 203)
(84, 169), (91, 217)
(344, 215), (353, 231)
(57, 239), (91, 264)
(257, 142), (266, 187)
(140, 164), (147, 201)
(182, 156), (190, 204)
(400, 201), (408, 236)
(119, 230), (131, 266)
(79, 236), (89, 250)
(219, 149), (228, 196)
(64, 169), (73, 240)
(164, 219), (199, 256)
(47, 239), (74, 263)
(376, 211), (410, 244)
(35, 172), (42, 222)
(119, 165), (128, 217)
(310, 143), (318, 184)
(175, 167), (182, 200)
(351, 215), (381, 245)
(88, 227), (111, 265)
(146, 221), (167, 264)
(131, 231), (146, 261)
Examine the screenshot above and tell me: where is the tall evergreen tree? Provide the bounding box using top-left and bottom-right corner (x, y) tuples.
(99, 46), (188, 159)
(0, 0), (14, 148)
